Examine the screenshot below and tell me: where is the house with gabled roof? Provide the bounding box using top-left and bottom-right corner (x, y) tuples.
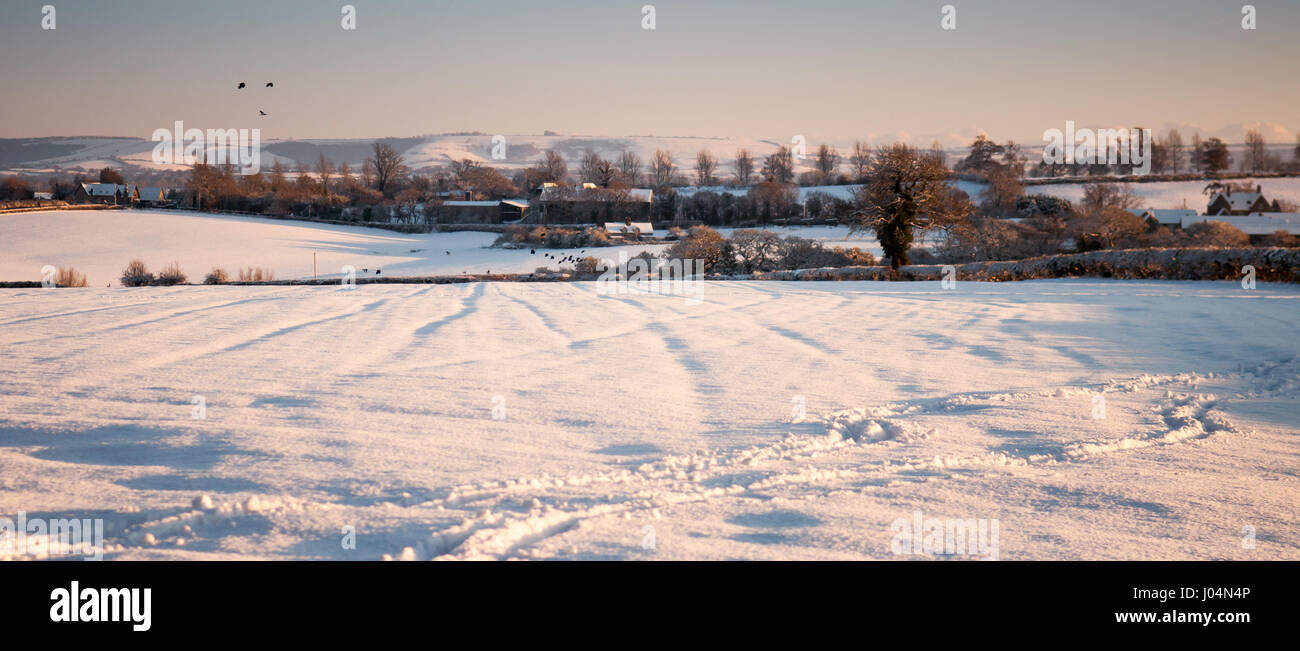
(73, 183), (130, 204)
(132, 186), (167, 206)
(1206, 185), (1270, 216)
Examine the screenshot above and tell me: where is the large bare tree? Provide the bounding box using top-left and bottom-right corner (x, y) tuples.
(368, 142), (406, 195)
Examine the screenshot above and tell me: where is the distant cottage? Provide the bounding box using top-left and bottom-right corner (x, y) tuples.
(1205, 185), (1271, 216)
(73, 183), (129, 204)
(1129, 184), (1300, 240)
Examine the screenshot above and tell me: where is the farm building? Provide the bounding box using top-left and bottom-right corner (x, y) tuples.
(531, 183), (653, 224)
(1129, 208), (1199, 229)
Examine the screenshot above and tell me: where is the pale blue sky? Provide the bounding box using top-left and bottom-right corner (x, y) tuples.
(1, 0), (1297, 144)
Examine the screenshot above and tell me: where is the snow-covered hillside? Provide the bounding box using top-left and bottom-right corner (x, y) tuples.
(0, 280), (1296, 560)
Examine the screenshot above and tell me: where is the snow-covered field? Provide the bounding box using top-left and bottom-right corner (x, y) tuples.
(1, 280), (1296, 560)
(0, 210), (671, 285)
(0, 210), (895, 285)
(1030, 177), (1300, 212)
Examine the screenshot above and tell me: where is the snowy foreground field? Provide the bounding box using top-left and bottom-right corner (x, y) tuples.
(1, 280), (1296, 560)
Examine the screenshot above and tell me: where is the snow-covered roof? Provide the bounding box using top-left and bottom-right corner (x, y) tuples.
(1129, 208), (1198, 225)
(133, 186), (165, 200)
(604, 222), (654, 235)
(500, 199), (529, 209)
(1182, 212), (1300, 235)
(538, 186), (654, 202)
(81, 183), (127, 196)
(1208, 191), (1264, 212)
(441, 200), (499, 207)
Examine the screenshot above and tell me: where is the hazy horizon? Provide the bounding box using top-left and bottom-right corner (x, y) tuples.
(2, 0), (1298, 147)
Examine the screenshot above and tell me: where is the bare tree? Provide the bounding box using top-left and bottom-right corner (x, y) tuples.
(848, 141), (871, 182)
(733, 148), (755, 186)
(813, 144), (840, 181)
(578, 149), (603, 185)
(451, 158), (482, 193)
(316, 154), (334, 197)
(694, 150), (718, 186)
(1081, 183), (1140, 213)
(617, 150), (642, 185)
(651, 149), (675, 187)
(1165, 129), (1185, 173)
(337, 161), (353, 190)
(536, 150), (568, 184)
(1244, 129), (1270, 173)
(594, 158), (618, 188)
(761, 147), (795, 184)
(367, 142), (406, 195)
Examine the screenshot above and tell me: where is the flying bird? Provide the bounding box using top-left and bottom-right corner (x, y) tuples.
(530, 249), (535, 254)
(375, 269), (381, 275)
(265, 82), (274, 87)
(237, 82), (246, 89)
(258, 110), (267, 116)
(444, 251), (450, 255)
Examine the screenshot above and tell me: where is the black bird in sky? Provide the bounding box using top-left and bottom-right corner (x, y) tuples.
(444, 251), (450, 255)
(258, 110), (267, 116)
(530, 249), (535, 254)
(375, 269), (381, 275)
(237, 82), (246, 89)
(265, 82), (274, 87)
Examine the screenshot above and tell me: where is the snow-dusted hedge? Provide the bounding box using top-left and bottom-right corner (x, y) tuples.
(714, 248), (1300, 283)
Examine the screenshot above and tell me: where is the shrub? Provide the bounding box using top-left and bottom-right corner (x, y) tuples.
(237, 266), (275, 282)
(1182, 221), (1250, 248)
(155, 262), (187, 285)
(584, 226), (610, 247)
(120, 260), (154, 287)
(572, 256), (604, 278)
(1259, 230), (1300, 247)
(203, 267), (230, 284)
(54, 267), (88, 288)
(664, 226), (727, 272)
(493, 225), (616, 249)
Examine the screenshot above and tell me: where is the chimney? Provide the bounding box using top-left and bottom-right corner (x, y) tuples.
(1257, 184), (1261, 194)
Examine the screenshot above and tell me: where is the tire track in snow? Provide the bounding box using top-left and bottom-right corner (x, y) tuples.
(52, 297), (391, 393)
